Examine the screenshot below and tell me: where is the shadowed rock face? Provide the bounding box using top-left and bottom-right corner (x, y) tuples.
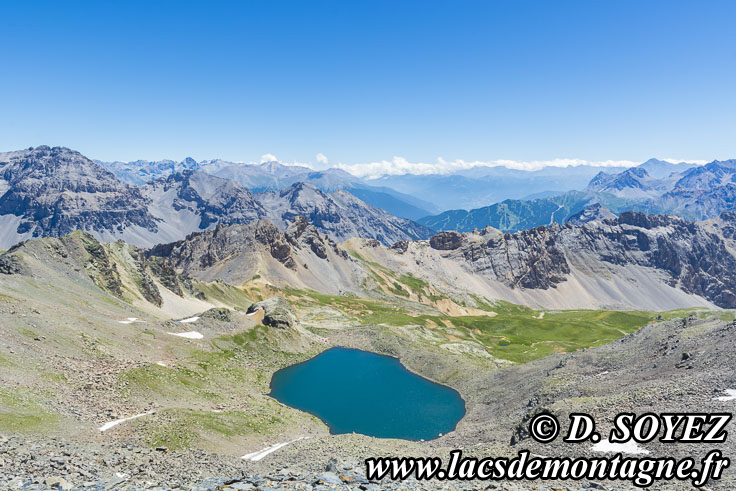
(0, 146), (158, 242)
(440, 211), (736, 307)
(429, 231), (463, 250)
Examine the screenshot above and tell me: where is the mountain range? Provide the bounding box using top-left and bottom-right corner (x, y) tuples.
(0, 146), (433, 249)
(418, 158), (736, 232)
(99, 157), (439, 220)
(98, 155), (704, 217)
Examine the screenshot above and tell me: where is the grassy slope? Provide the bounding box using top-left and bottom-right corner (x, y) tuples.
(282, 287), (710, 364)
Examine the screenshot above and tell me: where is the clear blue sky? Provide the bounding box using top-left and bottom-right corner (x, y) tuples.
(1, 0), (735, 166)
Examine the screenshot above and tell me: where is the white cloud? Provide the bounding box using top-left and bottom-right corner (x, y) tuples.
(661, 157), (709, 165)
(315, 153), (329, 165)
(336, 157), (647, 179)
(249, 154), (708, 177)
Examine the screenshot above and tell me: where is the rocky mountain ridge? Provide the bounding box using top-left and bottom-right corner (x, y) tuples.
(147, 216), (359, 294)
(258, 182), (435, 246)
(100, 156), (437, 219)
(416, 210), (736, 308)
(419, 158), (736, 232)
(140, 169), (267, 230)
(0, 147), (432, 249)
(144, 207), (736, 310)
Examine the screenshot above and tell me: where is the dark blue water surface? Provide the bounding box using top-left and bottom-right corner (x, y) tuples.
(269, 347), (465, 440)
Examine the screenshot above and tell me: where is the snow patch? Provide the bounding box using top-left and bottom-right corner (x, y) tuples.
(715, 389), (736, 401)
(592, 439), (649, 455)
(99, 411), (155, 432)
(177, 316), (200, 323)
(155, 361), (167, 367)
(167, 331), (204, 339)
(118, 317), (142, 324)
(241, 436), (310, 461)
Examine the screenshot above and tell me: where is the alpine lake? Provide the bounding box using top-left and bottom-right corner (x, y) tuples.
(269, 347), (466, 440)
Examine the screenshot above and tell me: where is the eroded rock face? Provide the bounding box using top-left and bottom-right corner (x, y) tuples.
(146, 217), (343, 281)
(246, 296), (299, 329)
(201, 307), (233, 322)
(429, 231), (463, 250)
(459, 225), (570, 289)
(390, 241), (409, 254)
(140, 170), (266, 230)
(0, 146), (158, 244)
(444, 212), (736, 307)
(255, 220), (296, 269)
(285, 216), (327, 259)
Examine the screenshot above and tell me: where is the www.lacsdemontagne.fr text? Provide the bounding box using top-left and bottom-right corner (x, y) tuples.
(365, 449), (729, 487)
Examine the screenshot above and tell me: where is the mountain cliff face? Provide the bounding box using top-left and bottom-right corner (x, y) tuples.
(141, 170), (267, 230)
(257, 182), (435, 246)
(147, 217), (359, 293)
(421, 211), (736, 308)
(0, 146), (158, 248)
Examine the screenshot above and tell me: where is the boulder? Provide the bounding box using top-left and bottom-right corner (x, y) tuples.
(246, 296), (299, 329)
(201, 307), (233, 322)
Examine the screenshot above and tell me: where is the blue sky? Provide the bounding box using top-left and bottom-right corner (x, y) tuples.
(1, 0), (735, 172)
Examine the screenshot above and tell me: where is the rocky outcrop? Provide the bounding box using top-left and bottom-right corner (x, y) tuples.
(147, 256), (184, 296)
(146, 217), (348, 286)
(246, 296), (299, 329)
(131, 251), (163, 306)
(254, 220), (297, 269)
(201, 307), (233, 322)
(429, 231), (463, 250)
(458, 225), (570, 290)
(283, 215), (330, 260)
(80, 233), (125, 298)
(0, 252), (25, 275)
(390, 241), (409, 254)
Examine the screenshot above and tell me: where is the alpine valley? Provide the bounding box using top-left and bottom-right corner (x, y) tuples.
(2, 146), (736, 490)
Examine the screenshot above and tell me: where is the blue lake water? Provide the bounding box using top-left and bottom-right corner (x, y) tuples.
(269, 347), (466, 440)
